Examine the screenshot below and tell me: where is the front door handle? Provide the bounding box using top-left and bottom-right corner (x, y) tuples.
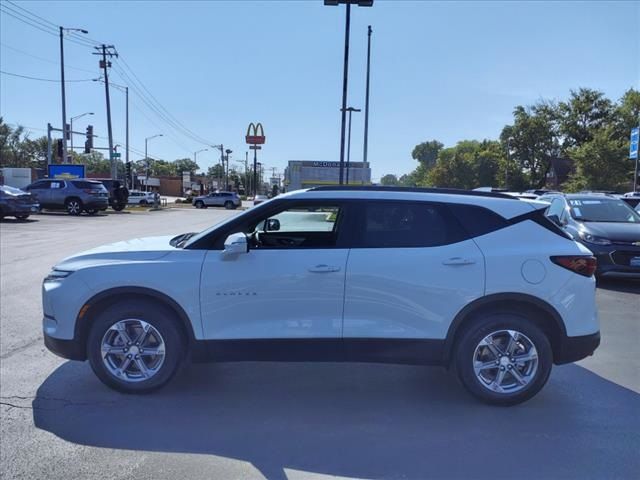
(308, 264), (341, 273)
(442, 257), (476, 266)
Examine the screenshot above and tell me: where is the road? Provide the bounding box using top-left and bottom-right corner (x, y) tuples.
(1, 209), (639, 480)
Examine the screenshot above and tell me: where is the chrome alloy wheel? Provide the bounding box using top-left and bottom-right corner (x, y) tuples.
(473, 329), (539, 394)
(67, 200), (81, 214)
(101, 319), (166, 383)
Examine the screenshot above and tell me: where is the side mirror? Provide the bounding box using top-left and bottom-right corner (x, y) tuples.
(223, 232), (249, 255)
(266, 218), (280, 231)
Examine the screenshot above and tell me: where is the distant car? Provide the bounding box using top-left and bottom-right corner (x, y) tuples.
(127, 190), (156, 205)
(253, 194), (269, 205)
(0, 185), (39, 220)
(192, 191), (241, 209)
(544, 193), (640, 278)
(25, 179), (109, 215)
(621, 191), (640, 209)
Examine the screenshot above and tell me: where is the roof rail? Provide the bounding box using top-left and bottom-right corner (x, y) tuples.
(308, 185), (517, 200)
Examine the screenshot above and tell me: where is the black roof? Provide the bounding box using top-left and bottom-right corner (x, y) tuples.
(309, 185), (517, 200)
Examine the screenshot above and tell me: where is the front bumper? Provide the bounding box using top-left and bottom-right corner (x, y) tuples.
(581, 242), (640, 277)
(554, 331), (601, 364)
(44, 328), (86, 361)
(4, 202), (39, 214)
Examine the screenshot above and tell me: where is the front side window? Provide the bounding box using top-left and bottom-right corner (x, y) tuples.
(356, 202), (465, 248)
(249, 205), (342, 249)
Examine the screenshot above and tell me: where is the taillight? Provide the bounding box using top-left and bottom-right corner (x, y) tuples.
(550, 256), (597, 277)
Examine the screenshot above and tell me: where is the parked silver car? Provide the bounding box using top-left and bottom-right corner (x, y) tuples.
(25, 179), (109, 215)
(192, 191), (241, 209)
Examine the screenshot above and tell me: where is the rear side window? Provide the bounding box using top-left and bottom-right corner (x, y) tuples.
(72, 181), (101, 189)
(448, 203), (508, 237)
(355, 202), (466, 248)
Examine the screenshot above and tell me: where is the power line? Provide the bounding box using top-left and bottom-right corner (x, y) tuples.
(115, 55), (217, 146)
(0, 42), (97, 74)
(0, 4), (95, 48)
(1, 70), (98, 82)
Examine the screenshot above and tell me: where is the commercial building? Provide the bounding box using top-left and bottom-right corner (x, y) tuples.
(284, 160), (371, 191)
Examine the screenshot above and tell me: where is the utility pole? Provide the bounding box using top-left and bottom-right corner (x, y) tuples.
(363, 25), (372, 167)
(47, 123), (52, 165)
(94, 44), (118, 179)
(125, 86), (129, 181)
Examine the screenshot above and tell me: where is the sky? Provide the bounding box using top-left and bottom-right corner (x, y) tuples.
(1, 0), (638, 181)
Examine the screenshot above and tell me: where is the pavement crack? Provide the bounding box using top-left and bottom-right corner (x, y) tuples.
(0, 395), (119, 410)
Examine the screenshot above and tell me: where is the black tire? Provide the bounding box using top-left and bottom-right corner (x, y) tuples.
(454, 313), (552, 406)
(224, 201), (234, 210)
(87, 300), (187, 393)
(112, 203), (125, 212)
(194, 200), (204, 209)
(65, 198), (83, 215)
(15, 214), (30, 220)
(139, 199), (148, 206)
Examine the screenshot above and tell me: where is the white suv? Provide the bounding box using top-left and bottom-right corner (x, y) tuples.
(42, 187), (600, 405)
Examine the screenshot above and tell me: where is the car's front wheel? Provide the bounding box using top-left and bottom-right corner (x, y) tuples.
(87, 301), (186, 393)
(454, 313), (552, 406)
(224, 201), (234, 209)
(194, 200), (204, 209)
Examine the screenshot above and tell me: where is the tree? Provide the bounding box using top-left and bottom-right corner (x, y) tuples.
(614, 88), (640, 138)
(173, 158), (199, 175)
(501, 102), (560, 189)
(558, 88), (614, 150)
(380, 174), (399, 186)
(563, 126), (628, 192)
(411, 140), (444, 170)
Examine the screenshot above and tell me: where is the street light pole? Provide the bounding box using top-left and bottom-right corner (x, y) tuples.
(69, 112), (93, 152)
(225, 149), (232, 191)
(363, 25), (372, 167)
(144, 134), (163, 191)
(324, 1), (374, 185)
(343, 107), (361, 185)
(59, 26), (88, 163)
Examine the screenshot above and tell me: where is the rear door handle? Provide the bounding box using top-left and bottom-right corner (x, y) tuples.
(442, 257), (476, 266)
(308, 264), (341, 273)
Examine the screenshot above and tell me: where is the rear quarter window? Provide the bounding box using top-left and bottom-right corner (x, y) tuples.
(447, 203), (509, 237)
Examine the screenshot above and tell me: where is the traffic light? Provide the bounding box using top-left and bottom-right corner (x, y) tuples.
(125, 161), (132, 179)
(84, 125), (93, 154)
(56, 139), (63, 160)
(65, 123), (71, 141)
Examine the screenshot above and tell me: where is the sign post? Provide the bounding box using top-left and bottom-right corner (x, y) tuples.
(246, 123), (265, 197)
(630, 127), (639, 192)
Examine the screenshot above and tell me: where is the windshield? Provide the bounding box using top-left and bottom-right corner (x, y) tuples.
(568, 198), (640, 223)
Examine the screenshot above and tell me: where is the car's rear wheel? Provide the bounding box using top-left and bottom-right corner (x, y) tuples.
(65, 198), (83, 215)
(139, 200), (147, 205)
(87, 301), (186, 393)
(454, 313), (552, 406)
(112, 203), (125, 211)
(194, 200), (204, 209)
(224, 201), (234, 209)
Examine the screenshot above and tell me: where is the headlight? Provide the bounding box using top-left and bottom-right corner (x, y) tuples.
(579, 232), (611, 246)
(44, 270), (73, 283)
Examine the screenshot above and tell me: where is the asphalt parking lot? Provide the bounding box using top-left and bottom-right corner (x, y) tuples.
(1, 209), (639, 480)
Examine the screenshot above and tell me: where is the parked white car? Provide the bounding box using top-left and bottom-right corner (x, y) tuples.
(127, 190), (156, 205)
(42, 186), (599, 405)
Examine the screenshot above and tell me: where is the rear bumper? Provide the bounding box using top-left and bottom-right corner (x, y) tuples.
(44, 330), (86, 361)
(554, 331), (600, 365)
